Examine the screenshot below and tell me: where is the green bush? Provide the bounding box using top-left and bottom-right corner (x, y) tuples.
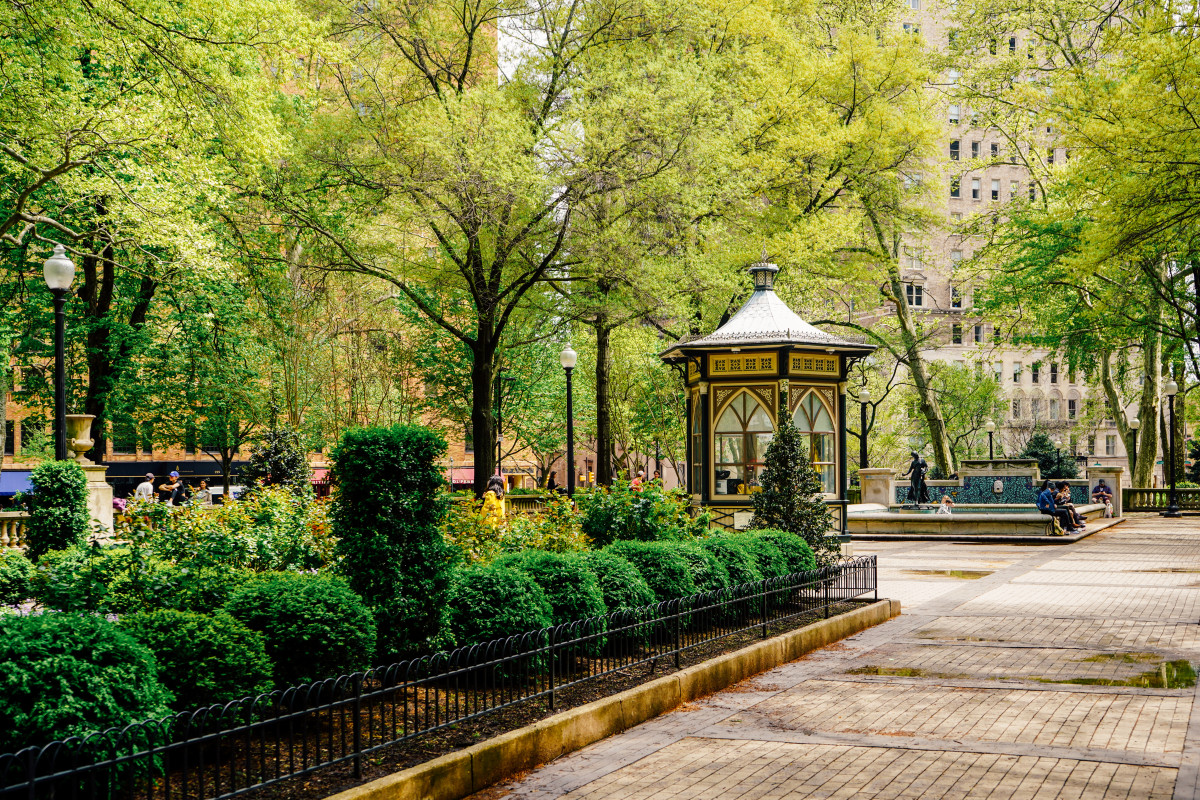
(0, 613), (171, 751)
(750, 418), (835, 559)
(121, 610), (273, 710)
(605, 541), (696, 602)
(31, 545), (120, 611)
(495, 550), (606, 626)
(581, 551), (655, 612)
(0, 549), (34, 606)
(24, 460), (90, 561)
(672, 542), (730, 594)
(754, 529), (817, 575)
(240, 423), (312, 495)
(445, 564), (553, 647)
(725, 533), (788, 578)
(331, 425), (457, 658)
(225, 573), (376, 686)
(698, 536), (764, 587)
(577, 482), (708, 547)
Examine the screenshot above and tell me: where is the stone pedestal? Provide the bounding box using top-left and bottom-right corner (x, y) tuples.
(858, 468), (896, 506)
(1087, 465), (1124, 517)
(83, 465), (113, 537)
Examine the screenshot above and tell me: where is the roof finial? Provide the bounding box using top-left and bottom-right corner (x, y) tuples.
(748, 249), (779, 291)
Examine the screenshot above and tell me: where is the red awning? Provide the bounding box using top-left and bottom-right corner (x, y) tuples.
(311, 468), (330, 484)
(448, 466), (474, 485)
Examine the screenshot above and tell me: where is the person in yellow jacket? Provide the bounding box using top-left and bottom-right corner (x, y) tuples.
(481, 474), (507, 526)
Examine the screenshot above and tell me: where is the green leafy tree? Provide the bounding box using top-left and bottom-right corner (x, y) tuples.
(241, 420), (311, 495)
(1019, 433), (1079, 480)
(24, 460), (89, 561)
(750, 418), (834, 558)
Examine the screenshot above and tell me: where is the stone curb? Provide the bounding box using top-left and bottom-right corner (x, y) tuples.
(326, 598), (901, 800)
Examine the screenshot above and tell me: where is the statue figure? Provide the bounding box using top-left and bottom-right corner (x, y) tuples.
(901, 451), (930, 506)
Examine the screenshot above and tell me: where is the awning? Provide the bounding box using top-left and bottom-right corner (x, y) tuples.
(312, 468), (330, 484)
(448, 466), (474, 485)
(0, 471), (33, 497)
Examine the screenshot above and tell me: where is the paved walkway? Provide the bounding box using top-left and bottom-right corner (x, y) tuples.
(480, 515), (1200, 799)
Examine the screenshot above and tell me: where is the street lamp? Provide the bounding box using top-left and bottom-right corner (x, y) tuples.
(858, 388), (871, 470)
(43, 244), (75, 461)
(1053, 438), (1063, 478)
(560, 344), (577, 498)
(1129, 417), (1140, 477)
(985, 419), (996, 461)
(1164, 380), (1181, 518)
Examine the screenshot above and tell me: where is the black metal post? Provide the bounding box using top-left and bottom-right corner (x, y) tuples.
(838, 389), (848, 535)
(1131, 429), (1139, 477)
(565, 366), (575, 498)
(494, 371), (502, 478)
(655, 439), (661, 482)
(53, 288), (67, 461)
(988, 431), (994, 461)
(1165, 394), (1181, 517)
(859, 398), (869, 470)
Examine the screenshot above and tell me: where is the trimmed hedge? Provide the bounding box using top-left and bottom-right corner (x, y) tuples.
(674, 543), (730, 594)
(725, 533), (788, 578)
(0, 549), (34, 606)
(698, 536), (763, 587)
(494, 551), (606, 626)
(604, 541), (696, 602)
(24, 460), (90, 561)
(581, 551), (655, 612)
(445, 564), (553, 647)
(225, 573), (377, 686)
(577, 482), (706, 546)
(0, 613), (171, 751)
(121, 610), (273, 710)
(755, 529), (817, 575)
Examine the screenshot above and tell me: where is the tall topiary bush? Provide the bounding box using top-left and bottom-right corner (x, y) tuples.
(240, 423), (312, 495)
(0, 613), (171, 751)
(1020, 432), (1079, 479)
(750, 418), (834, 558)
(24, 460), (90, 561)
(120, 610), (273, 710)
(331, 425), (457, 658)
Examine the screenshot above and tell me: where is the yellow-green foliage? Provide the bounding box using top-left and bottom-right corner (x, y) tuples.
(441, 493), (590, 565)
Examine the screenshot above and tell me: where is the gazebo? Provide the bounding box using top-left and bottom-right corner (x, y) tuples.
(660, 259), (875, 531)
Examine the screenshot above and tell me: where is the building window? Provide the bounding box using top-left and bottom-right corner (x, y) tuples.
(906, 283), (924, 307)
(906, 248), (923, 269)
(111, 421), (138, 455)
(1105, 435), (1117, 456)
(1050, 363), (1058, 384)
(951, 286), (962, 308)
(1031, 398), (1042, 417)
(1010, 180), (1019, 198)
(974, 324), (985, 343)
(1012, 362), (1022, 382)
(971, 141), (980, 159)
(990, 142), (999, 158)
(903, 22), (919, 34)
(716, 392), (775, 495)
(1009, 36), (1017, 51)
(1029, 185), (1037, 201)
(947, 69), (960, 84)
(464, 423), (474, 453)
(1048, 147), (1055, 165)
(1012, 398), (1021, 418)
(793, 392), (836, 493)
(994, 361), (1003, 380)
(1031, 365), (1040, 384)
(950, 178), (961, 198)
(948, 30), (958, 47)
(909, 0), (920, 9)
(1049, 399), (1059, 420)
(949, 104), (960, 124)
(951, 324), (963, 344)
(951, 211), (962, 222)
(1067, 399), (1077, 419)
(950, 140), (960, 160)
(3, 420), (13, 457)
(971, 178), (981, 200)
(991, 179), (1000, 200)
(951, 248), (963, 267)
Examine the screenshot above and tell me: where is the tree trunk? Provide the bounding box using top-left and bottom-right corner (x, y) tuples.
(594, 318), (614, 486)
(1100, 333), (1160, 488)
(469, 339), (496, 497)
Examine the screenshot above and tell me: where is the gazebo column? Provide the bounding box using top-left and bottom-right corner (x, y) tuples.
(838, 382), (849, 536)
(684, 393), (693, 495)
(698, 381), (710, 503)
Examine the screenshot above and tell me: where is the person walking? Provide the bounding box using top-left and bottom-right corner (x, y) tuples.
(134, 472), (155, 502)
(546, 471), (558, 493)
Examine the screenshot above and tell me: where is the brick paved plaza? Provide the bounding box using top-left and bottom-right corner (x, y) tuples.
(481, 516), (1200, 799)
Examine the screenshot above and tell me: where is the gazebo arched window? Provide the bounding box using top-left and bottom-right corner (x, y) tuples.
(691, 397), (703, 493)
(714, 392), (774, 495)
(793, 391), (836, 493)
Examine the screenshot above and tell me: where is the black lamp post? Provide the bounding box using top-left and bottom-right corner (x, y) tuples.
(494, 372), (514, 478)
(44, 244), (76, 461)
(985, 419), (996, 461)
(1129, 416), (1140, 479)
(560, 344), (577, 498)
(1164, 380), (1181, 518)
(858, 388), (871, 470)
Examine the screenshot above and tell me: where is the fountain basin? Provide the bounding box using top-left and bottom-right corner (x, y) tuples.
(849, 503), (1116, 543)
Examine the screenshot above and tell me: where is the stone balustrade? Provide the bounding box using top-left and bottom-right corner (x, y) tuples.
(0, 512), (29, 549)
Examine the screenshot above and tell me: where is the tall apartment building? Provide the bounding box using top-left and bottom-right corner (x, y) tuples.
(896, 1), (1146, 483)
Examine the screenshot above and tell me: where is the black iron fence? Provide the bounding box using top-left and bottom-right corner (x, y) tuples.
(0, 556), (878, 800)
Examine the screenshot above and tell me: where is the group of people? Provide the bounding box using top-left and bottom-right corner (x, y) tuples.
(130, 471), (213, 507)
(1037, 479), (1113, 534)
(544, 468), (661, 494)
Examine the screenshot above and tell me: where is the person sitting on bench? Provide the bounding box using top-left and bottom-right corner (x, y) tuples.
(1037, 479), (1079, 534)
(1055, 481), (1086, 528)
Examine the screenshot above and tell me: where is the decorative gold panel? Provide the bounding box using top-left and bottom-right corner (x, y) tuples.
(687, 360), (700, 382)
(788, 385), (805, 415)
(708, 352), (777, 377)
(789, 352), (840, 377)
(749, 386), (777, 419)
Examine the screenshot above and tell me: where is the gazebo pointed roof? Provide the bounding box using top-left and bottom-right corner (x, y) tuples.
(660, 260), (874, 361)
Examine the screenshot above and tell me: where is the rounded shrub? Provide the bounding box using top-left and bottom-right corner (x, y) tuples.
(605, 541), (696, 602)
(698, 536), (763, 587)
(445, 564), (553, 647)
(0, 549), (34, 606)
(0, 613), (171, 751)
(725, 533), (788, 578)
(672, 543), (730, 594)
(224, 573), (377, 687)
(121, 610), (273, 710)
(494, 551), (606, 626)
(755, 529), (817, 575)
(24, 460), (90, 561)
(581, 551), (655, 612)
(31, 546), (121, 612)
(577, 482), (707, 546)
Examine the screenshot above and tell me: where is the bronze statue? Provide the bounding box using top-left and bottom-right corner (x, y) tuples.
(901, 451), (930, 506)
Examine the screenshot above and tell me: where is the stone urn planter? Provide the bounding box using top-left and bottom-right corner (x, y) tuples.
(65, 414), (96, 465)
